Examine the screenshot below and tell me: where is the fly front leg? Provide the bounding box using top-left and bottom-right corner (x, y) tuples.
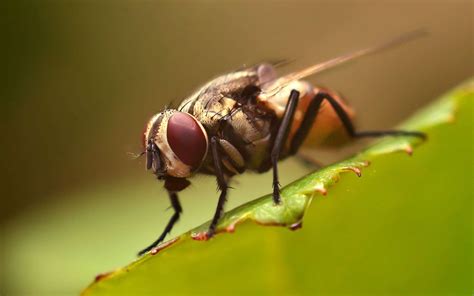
(289, 90), (426, 155)
(271, 90), (300, 204)
(206, 136), (229, 238)
(137, 178), (189, 256)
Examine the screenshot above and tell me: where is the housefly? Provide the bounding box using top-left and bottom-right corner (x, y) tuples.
(138, 30), (427, 255)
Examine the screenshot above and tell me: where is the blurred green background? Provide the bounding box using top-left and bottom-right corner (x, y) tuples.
(1, 1), (472, 295)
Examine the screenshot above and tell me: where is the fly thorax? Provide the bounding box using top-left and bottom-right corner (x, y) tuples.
(229, 109), (270, 144)
(193, 97), (237, 132)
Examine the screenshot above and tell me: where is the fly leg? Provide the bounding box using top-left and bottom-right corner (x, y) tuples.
(289, 90), (426, 154)
(138, 190), (183, 256)
(206, 136), (229, 238)
(271, 90), (300, 204)
(138, 141), (188, 256)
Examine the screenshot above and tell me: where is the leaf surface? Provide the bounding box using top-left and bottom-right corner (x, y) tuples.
(83, 79), (473, 295)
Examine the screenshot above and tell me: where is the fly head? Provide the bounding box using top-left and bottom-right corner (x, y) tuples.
(143, 110), (209, 179)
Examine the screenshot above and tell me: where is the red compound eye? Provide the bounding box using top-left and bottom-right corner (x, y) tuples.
(167, 112), (207, 168)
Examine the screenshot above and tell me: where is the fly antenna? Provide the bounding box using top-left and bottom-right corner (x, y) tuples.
(128, 151), (146, 160)
(265, 29), (428, 93)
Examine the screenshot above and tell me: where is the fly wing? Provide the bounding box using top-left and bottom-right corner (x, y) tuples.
(261, 29), (428, 96)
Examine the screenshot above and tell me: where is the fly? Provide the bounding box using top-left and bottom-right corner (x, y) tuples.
(138, 30), (427, 256)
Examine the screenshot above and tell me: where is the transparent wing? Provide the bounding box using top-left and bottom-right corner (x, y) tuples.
(262, 29), (428, 95)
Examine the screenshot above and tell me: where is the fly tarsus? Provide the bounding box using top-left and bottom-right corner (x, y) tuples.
(354, 130), (427, 140)
(273, 180), (281, 204)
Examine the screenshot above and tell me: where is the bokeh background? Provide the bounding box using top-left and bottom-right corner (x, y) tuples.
(2, 1), (472, 295)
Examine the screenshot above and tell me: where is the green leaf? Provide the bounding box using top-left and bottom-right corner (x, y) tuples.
(82, 79), (473, 295)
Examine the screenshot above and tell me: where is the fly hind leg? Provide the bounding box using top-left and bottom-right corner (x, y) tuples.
(289, 90), (426, 155)
(271, 90), (300, 204)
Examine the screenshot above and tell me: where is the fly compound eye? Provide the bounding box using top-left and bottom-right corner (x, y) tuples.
(167, 112), (208, 169)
